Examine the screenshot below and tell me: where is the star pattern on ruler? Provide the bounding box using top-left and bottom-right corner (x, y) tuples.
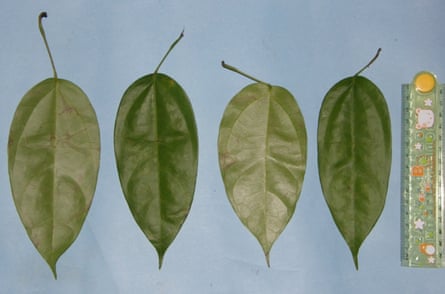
(414, 142), (422, 150)
(414, 218), (425, 230)
(428, 256), (436, 264)
(424, 98), (433, 106)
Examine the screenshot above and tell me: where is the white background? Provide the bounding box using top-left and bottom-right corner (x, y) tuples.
(1, 0), (445, 293)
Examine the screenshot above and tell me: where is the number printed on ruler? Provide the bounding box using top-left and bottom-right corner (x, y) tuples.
(401, 71), (445, 267)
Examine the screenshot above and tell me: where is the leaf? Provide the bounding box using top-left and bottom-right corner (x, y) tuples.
(8, 12), (100, 278)
(114, 32), (198, 268)
(8, 78), (100, 278)
(317, 71), (391, 269)
(218, 63), (307, 266)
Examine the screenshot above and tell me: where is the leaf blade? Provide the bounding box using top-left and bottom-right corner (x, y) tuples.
(317, 76), (391, 269)
(218, 83), (307, 265)
(114, 73), (198, 268)
(8, 78), (100, 277)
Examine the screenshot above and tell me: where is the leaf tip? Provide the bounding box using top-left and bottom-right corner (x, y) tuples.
(353, 254), (359, 270)
(265, 252), (271, 268)
(158, 255), (164, 270)
(50, 264), (58, 279)
(44, 256), (59, 278)
(157, 249), (166, 270)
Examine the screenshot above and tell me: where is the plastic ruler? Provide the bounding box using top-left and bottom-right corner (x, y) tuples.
(401, 71), (445, 267)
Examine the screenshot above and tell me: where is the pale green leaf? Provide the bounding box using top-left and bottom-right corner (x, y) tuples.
(317, 75), (391, 269)
(218, 83), (307, 266)
(8, 78), (100, 278)
(114, 72), (198, 268)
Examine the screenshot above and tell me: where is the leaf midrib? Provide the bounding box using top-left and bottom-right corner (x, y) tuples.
(348, 78), (362, 253)
(50, 78), (58, 263)
(262, 88), (272, 250)
(151, 76), (165, 252)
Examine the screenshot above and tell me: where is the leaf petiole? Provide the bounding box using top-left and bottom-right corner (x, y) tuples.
(154, 30), (184, 74)
(221, 61), (271, 87)
(38, 12), (58, 79)
(354, 48), (382, 77)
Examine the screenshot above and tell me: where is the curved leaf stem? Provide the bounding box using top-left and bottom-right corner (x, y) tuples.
(38, 12), (58, 79)
(154, 30), (184, 74)
(354, 48), (382, 77)
(221, 61), (271, 87)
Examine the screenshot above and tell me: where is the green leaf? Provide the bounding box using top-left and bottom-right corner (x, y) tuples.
(8, 12), (100, 279)
(218, 63), (307, 266)
(114, 32), (198, 269)
(8, 78), (100, 278)
(317, 74), (391, 269)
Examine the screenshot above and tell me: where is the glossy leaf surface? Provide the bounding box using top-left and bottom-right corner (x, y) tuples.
(317, 76), (391, 269)
(218, 83), (307, 266)
(114, 73), (198, 268)
(8, 78), (100, 277)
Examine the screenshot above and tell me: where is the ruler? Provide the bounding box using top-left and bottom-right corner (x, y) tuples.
(401, 71), (445, 267)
